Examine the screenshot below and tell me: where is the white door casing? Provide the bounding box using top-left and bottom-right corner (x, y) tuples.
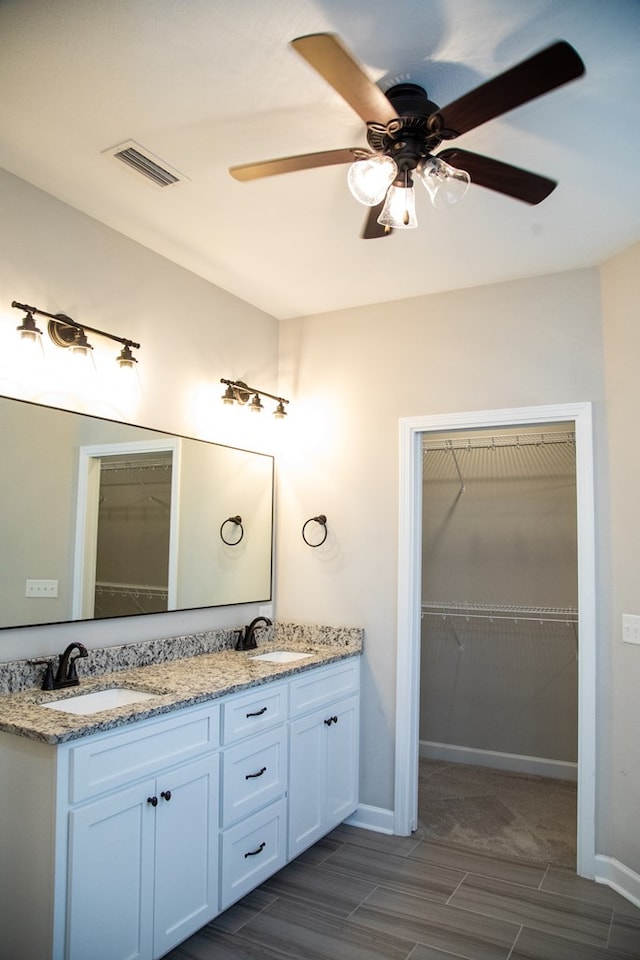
(395, 402), (596, 879)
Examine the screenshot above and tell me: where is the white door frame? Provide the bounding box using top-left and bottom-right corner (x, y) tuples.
(72, 438), (182, 619)
(395, 402), (596, 879)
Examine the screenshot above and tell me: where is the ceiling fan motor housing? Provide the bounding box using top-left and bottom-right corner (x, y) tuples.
(369, 83), (444, 178)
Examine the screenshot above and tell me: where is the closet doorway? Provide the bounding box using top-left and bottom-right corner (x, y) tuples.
(419, 423), (578, 866)
(395, 402), (597, 879)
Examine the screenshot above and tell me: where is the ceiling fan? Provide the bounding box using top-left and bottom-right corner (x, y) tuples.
(229, 33), (585, 238)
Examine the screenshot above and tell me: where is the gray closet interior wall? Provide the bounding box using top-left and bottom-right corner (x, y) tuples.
(420, 423), (578, 766)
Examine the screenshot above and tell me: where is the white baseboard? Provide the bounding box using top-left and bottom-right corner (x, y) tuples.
(595, 855), (640, 909)
(420, 740), (578, 782)
(345, 804), (395, 835)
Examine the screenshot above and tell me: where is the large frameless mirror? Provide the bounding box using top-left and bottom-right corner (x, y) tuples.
(1, 395), (274, 630)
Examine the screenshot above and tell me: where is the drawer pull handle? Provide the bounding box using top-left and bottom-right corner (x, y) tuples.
(245, 766), (267, 780)
(246, 706), (268, 718)
(324, 716), (338, 726)
(161, 790), (172, 802)
(147, 796), (158, 807)
(244, 841), (266, 859)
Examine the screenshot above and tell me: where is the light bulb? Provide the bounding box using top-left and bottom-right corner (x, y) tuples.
(377, 183), (418, 229)
(347, 155), (398, 206)
(420, 156), (470, 208)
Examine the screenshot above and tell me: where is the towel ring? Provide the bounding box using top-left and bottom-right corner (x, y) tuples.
(302, 514), (328, 547)
(220, 515), (244, 545)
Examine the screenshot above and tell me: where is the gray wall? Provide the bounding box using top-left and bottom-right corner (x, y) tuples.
(600, 241), (640, 872)
(0, 167), (279, 659)
(277, 266), (609, 846)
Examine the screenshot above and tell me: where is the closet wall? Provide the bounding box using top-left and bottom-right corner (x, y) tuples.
(419, 423), (578, 776)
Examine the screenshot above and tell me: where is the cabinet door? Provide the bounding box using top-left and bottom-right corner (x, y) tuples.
(288, 708), (326, 858)
(325, 694), (359, 830)
(153, 755), (219, 958)
(288, 693), (359, 859)
(67, 779), (156, 960)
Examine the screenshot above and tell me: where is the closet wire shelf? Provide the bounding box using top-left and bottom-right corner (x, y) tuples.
(421, 601), (578, 625)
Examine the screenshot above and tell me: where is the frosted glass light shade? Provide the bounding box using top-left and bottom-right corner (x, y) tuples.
(377, 184), (418, 229)
(116, 354), (143, 405)
(419, 156), (470, 208)
(347, 155), (398, 206)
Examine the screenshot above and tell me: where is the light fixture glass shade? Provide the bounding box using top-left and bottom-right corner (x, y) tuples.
(249, 393), (263, 413)
(116, 345), (143, 404)
(419, 156), (470, 208)
(347, 155), (398, 206)
(15, 313), (45, 363)
(377, 183), (418, 229)
(273, 400), (287, 419)
(222, 384), (236, 405)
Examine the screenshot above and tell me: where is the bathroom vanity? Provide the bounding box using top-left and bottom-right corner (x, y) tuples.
(0, 642), (360, 960)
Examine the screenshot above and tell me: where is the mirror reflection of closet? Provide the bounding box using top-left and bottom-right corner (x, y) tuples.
(94, 450), (173, 618)
(73, 439), (180, 621)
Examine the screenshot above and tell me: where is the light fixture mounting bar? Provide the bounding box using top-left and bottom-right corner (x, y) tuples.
(11, 300), (140, 350)
(220, 378), (289, 407)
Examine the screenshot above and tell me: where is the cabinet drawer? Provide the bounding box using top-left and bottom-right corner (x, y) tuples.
(220, 798), (287, 910)
(289, 657), (359, 717)
(222, 682), (288, 744)
(68, 702), (220, 803)
(221, 727), (287, 827)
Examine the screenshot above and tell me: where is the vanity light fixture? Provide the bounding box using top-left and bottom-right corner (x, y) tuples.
(11, 300), (141, 373)
(221, 378), (289, 419)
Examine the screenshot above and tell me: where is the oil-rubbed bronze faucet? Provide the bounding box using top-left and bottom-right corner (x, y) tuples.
(40, 642), (89, 690)
(235, 617), (272, 651)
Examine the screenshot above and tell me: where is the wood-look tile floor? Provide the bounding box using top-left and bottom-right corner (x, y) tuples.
(165, 823), (640, 960)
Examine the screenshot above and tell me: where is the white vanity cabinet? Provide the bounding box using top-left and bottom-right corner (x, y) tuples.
(219, 682), (289, 908)
(0, 655), (360, 959)
(0, 701), (220, 960)
(65, 702), (221, 960)
(288, 658), (360, 858)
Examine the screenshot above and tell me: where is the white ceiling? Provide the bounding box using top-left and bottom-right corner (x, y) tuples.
(1, 0), (639, 320)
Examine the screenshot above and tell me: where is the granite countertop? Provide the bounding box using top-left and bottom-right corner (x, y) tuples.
(0, 638), (361, 745)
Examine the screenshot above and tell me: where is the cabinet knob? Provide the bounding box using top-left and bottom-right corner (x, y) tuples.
(147, 796), (158, 807)
(161, 790), (172, 802)
(324, 715), (338, 726)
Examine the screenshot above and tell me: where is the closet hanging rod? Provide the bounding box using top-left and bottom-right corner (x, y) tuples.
(422, 431), (575, 452)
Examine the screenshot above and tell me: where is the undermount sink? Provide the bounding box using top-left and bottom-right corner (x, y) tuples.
(41, 687), (158, 715)
(250, 650), (312, 663)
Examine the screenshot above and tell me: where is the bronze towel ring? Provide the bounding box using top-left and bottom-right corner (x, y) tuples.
(220, 515), (244, 545)
(302, 514), (328, 547)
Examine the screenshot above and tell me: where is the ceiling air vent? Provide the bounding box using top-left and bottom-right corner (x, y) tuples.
(103, 140), (188, 188)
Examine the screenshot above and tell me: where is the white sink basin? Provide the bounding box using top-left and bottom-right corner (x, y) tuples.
(42, 687), (158, 715)
(250, 650), (312, 663)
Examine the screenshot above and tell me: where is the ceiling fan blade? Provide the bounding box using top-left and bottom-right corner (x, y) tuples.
(436, 41), (585, 137)
(361, 202), (392, 239)
(291, 33), (399, 125)
(229, 147), (356, 181)
(438, 148), (556, 204)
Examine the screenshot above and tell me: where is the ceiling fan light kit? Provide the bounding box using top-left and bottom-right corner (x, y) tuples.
(419, 156), (471, 209)
(230, 33), (585, 238)
(347, 154), (397, 206)
(377, 177), (418, 229)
